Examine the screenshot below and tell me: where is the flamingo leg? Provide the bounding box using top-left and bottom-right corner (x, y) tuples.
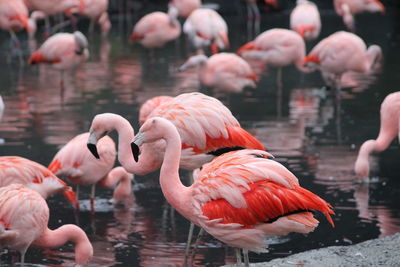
(183, 222), (195, 266)
(235, 248), (242, 267)
(276, 67), (283, 89)
(9, 30), (23, 64)
(44, 17), (51, 39)
(89, 19), (95, 36)
(243, 249), (250, 267)
(76, 184), (80, 200)
(190, 227), (204, 264)
(20, 251), (25, 266)
(90, 184), (96, 212)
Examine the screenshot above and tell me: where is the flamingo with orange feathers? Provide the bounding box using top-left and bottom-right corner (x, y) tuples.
(131, 117), (334, 266)
(0, 156), (79, 209)
(183, 8), (229, 54)
(178, 53), (259, 93)
(49, 133), (133, 210)
(290, 0), (321, 41)
(0, 184), (93, 266)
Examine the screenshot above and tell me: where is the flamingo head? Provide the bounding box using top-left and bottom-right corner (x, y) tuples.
(366, 0), (385, 14)
(236, 41), (256, 56)
(354, 157), (370, 179)
(87, 114), (117, 159)
(303, 54), (320, 70)
(132, 117), (177, 162)
(74, 31), (88, 55)
(9, 14), (30, 31)
(294, 24), (316, 40)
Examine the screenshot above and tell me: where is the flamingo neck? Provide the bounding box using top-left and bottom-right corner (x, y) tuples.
(366, 45), (382, 71)
(159, 124), (192, 216)
(359, 128), (396, 158)
(33, 225), (93, 264)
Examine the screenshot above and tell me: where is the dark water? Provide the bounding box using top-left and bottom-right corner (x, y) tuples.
(1, 0), (400, 266)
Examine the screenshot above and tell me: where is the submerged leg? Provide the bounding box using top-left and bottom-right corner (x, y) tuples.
(243, 249), (250, 267)
(190, 228), (204, 264)
(183, 222), (195, 266)
(235, 248), (242, 267)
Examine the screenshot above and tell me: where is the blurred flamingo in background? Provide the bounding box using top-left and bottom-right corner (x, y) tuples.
(67, 0), (111, 36)
(183, 8), (229, 54)
(27, 10), (46, 39)
(131, 117), (334, 266)
(129, 6), (181, 49)
(303, 31), (382, 92)
(139, 95), (173, 126)
(169, 0), (201, 18)
(333, 0), (384, 31)
(0, 156), (79, 209)
(178, 53), (258, 93)
(237, 28), (307, 87)
(290, 0), (321, 41)
(0, 184), (93, 266)
(28, 31), (89, 91)
(0, 95), (4, 121)
(48, 133), (133, 210)
(354, 92), (400, 178)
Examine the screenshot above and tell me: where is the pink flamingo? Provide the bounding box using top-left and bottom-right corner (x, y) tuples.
(129, 7), (181, 49)
(333, 0), (384, 31)
(178, 53), (258, 93)
(139, 95), (174, 126)
(131, 117), (334, 266)
(68, 0), (111, 36)
(0, 156), (79, 209)
(169, 0), (201, 18)
(48, 132), (133, 209)
(27, 10), (46, 39)
(183, 8), (229, 54)
(354, 92), (400, 178)
(28, 31), (89, 90)
(24, 0), (78, 15)
(87, 92), (265, 174)
(290, 0), (321, 41)
(303, 31), (382, 91)
(0, 184), (93, 265)
(237, 28), (307, 87)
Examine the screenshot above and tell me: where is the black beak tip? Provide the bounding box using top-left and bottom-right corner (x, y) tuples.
(87, 143), (100, 159)
(131, 142), (140, 162)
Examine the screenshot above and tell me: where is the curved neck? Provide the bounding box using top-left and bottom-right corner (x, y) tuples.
(358, 131), (397, 160)
(366, 45), (382, 71)
(33, 225), (92, 264)
(159, 125), (192, 216)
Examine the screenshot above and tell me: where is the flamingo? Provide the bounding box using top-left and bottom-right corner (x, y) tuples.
(303, 31), (382, 92)
(129, 6), (181, 49)
(0, 184), (93, 265)
(139, 95), (173, 126)
(333, 0), (384, 31)
(237, 28), (307, 87)
(131, 117), (334, 266)
(178, 53), (259, 93)
(87, 92), (265, 174)
(28, 31), (89, 91)
(290, 0), (321, 41)
(169, 0), (201, 18)
(68, 0), (111, 36)
(0, 156), (79, 209)
(48, 133), (133, 209)
(183, 8), (229, 54)
(354, 92), (400, 178)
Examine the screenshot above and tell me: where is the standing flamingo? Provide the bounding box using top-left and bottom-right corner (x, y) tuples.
(354, 92), (400, 178)
(0, 184), (93, 265)
(303, 31), (382, 92)
(178, 53), (258, 93)
(183, 8), (229, 54)
(28, 31), (89, 91)
(169, 0), (201, 18)
(333, 0), (384, 31)
(0, 156), (79, 209)
(129, 6), (181, 49)
(139, 95), (173, 126)
(237, 28), (307, 87)
(290, 0), (321, 41)
(131, 117), (334, 266)
(48, 132), (133, 210)
(87, 92), (265, 175)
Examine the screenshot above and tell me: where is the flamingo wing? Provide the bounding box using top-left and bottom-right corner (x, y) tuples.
(148, 93), (264, 154)
(192, 150), (334, 227)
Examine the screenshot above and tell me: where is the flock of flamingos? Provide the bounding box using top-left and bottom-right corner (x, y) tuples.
(0, 0), (397, 266)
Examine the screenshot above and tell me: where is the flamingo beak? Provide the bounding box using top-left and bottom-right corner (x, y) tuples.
(87, 132), (100, 159)
(131, 132), (144, 162)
